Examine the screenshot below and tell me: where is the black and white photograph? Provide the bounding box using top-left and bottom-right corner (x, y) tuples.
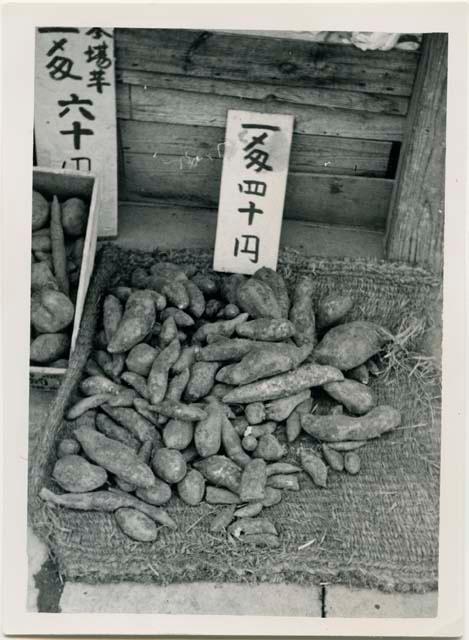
(1, 2), (466, 636)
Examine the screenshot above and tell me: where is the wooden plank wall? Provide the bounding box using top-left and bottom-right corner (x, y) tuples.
(115, 29), (419, 231)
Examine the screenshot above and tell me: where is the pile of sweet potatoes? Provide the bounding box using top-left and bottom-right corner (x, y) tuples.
(40, 263), (401, 546)
(30, 190), (88, 367)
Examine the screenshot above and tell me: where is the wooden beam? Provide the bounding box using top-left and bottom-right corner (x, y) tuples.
(385, 34), (447, 273)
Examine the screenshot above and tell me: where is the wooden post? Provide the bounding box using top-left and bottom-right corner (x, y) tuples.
(385, 34), (447, 273)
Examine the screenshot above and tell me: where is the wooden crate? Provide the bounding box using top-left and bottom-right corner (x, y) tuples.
(30, 167), (99, 387)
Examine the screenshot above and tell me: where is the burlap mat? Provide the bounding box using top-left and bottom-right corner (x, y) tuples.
(29, 245), (441, 593)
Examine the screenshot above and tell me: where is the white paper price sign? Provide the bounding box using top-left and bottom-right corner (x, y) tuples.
(34, 27), (118, 237)
(213, 110), (294, 274)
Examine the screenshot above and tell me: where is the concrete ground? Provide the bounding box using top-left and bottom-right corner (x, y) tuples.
(28, 387), (438, 617)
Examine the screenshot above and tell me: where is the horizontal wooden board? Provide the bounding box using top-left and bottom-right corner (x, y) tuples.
(120, 153), (393, 229)
(119, 120), (392, 177)
(117, 70), (409, 116)
(117, 201), (384, 259)
(115, 28), (418, 96)
(127, 85), (405, 142)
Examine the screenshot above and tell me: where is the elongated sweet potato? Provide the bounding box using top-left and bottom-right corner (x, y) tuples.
(40, 487), (176, 529)
(323, 379), (376, 415)
(67, 394), (113, 419)
(205, 486), (241, 504)
(234, 502), (263, 518)
(289, 275), (315, 347)
(74, 426), (156, 488)
(313, 320), (389, 371)
(102, 294), (123, 344)
(210, 505), (236, 531)
(166, 368), (190, 402)
(159, 316), (178, 348)
(221, 414), (251, 467)
(194, 398), (223, 458)
(301, 451), (328, 488)
(286, 397), (313, 443)
(136, 479), (172, 506)
(148, 399), (207, 422)
(95, 413), (140, 450)
(184, 279), (205, 318)
(322, 444), (344, 471)
(32, 190), (50, 230)
(107, 290), (156, 353)
(147, 338), (180, 404)
(265, 462), (301, 476)
(192, 313), (249, 343)
(197, 339), (256, 362)
(301, 405), (401, 442)
(267, 474), (300, 491)
(121, 371), (150, 399)
(236, 318), (295, 341)
(101, 405), (157, 443)
(222, 363), (343, 403)
(31, 262), (58, 292)
(172, 345), (199, 374)
(53, 455), (107, 492)
(81, 375), (122, 396)
(50, 195), (69, 295)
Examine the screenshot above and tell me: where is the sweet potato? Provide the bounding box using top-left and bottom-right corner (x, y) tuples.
(49, 358), (69, 368)
(289, 275), (315, 347)
(159, 316), (178, 348)
(245, 422), (276, 438)
(233, 416), (249, 436)
(267, 474), (300, 491)
(322, 444), (344, 471)
(31, 289), (74, 333)
(172, 345), (199, 374)
(177, 469), (205, 505)
(253, 266), (290, 318)
(32, 190), (50, 230)
(239, 459), (267, 502)
(223, 304), (240, 319)
(344, 451), (361, 475)
(136, 480), (172, 506)
(160, 307), (195, 328)
(94, 349), (119, 381)
(152, 448), (187, 484)
(81, 375), (122, 396)
(61, 197), (88, 236)
(184, 279), (205, 318)
(242, 435), (258, 452)
(148, 399), (207, 422)
(193, 455), (242, 494)
(265, 462), (301, 476)
(301, 451), (328, 488)
(40, 487), (176, 529)
(67, 394), (113, 419)
(222, 363), (343, 403)
(107, 291), (156, 353)
(106, 389), (138, 408)
(234, 502), (263, 518)
(163, 419), (194, 450)
(101, 405), (157, 443)
(194, 399), (223, 458)
(237, 318), (295, 342)
(264, 389), (311, 422)
(323, 379), (376, 415)
(221, 414), (251, 467)
(197, 339), (256, 362)
(166, 368), (190, 402)
(31, 234), (52, 252)
(237, 278), (282, 319)
(192, 313), (249, 343)
(95, 413), (140, 450)
(53, 454), (107, 492)
(210, 505), (236, 531)
(205, 487), (241, 504)
(30, 332), (70, 364)
(262, 486), (282, 507)
(125, 343), (158, 377)
(121, 372), (150, 399)
(221, 274), (247, 304)
(328, 440), (367, 452)
(185, 361), (220, 401)
(254, 434), (286, 462)
(192, 273), (219, 296)
(115, 507), (158, 542)
(147, 338), (180, 404)
(50, 196), (69, 295)
(245, 402), (265, 425)
(74, 426), (156, 488)
(103, 295), (123, 344)
(313, 321), (389, 371)
(316, 294), (354, 330)
(133, 398), (161, 426)
(286, 397), (313, 443)
(148, 290), (167, 311)
(30, 262), (58, 292)
(301, 405), (401, 441)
